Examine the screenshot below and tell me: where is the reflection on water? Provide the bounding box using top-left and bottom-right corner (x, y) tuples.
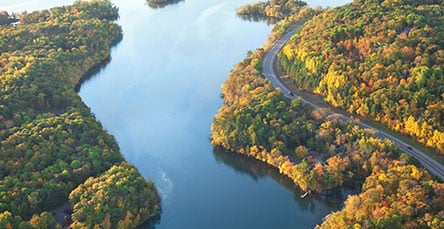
(236, 14), (279, 25)
(146, 0), (185, 9)
(74, 57), (111, 92)
(213, 147), (349, 214)
(213, 147), (296, 188)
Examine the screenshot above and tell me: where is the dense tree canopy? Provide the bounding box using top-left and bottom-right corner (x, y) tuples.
(0, 0), (159, 226)
(318, 163), (444, 228)
(69, 162), (160, 228)
(278, 0), (444, 154)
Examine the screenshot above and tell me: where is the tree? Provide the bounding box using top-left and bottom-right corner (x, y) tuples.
(29, 212), (56, 229)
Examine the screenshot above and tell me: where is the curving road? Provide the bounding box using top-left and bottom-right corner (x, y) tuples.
(262, 23), (444, 181)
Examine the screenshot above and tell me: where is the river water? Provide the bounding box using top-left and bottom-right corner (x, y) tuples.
(3, 0), (352, 228)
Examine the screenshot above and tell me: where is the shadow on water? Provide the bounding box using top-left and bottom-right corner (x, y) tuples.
(236, 14), (279, 25)
(74, 57), (111, 92)
(212, 147), (353, 214)
(137, 213), (162, 229)
(146, 0), (185, 9)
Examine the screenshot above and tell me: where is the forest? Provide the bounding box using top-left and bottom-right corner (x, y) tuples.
(0, 0), (159, 227)
(211, 46), (443, 228)
(278, 0), (444, 154)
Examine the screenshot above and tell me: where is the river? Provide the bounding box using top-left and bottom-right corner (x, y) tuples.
(3, 0), (352, 228)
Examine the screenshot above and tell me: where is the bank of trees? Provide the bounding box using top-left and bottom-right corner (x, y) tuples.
(318, 163), (444, 228)
(0, 0), (159, 226)
(278, 0), (444, 154)
(211, 47), (443, 226)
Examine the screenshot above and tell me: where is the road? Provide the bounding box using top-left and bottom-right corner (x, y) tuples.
(262, 23), (444, 181)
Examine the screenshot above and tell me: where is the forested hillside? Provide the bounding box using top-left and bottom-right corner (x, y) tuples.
(278, 0), (444, 154)
(0, 0), (159, 227)
(211, 48), (443, 228)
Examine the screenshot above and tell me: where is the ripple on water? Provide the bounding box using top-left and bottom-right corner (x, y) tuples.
(156, 165), (174, 201)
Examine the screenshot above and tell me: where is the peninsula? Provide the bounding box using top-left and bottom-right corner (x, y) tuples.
(0, 1), (159, 227)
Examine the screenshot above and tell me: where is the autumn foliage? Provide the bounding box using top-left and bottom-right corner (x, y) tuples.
(278, 0), (444, 154)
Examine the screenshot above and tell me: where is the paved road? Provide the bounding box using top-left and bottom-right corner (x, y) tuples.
(262, 24), (444, 181)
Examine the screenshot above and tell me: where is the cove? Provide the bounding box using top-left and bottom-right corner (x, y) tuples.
(4, 0), (352, 228)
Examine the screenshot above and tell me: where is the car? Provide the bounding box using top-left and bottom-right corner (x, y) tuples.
(288, 91), (294, 96)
